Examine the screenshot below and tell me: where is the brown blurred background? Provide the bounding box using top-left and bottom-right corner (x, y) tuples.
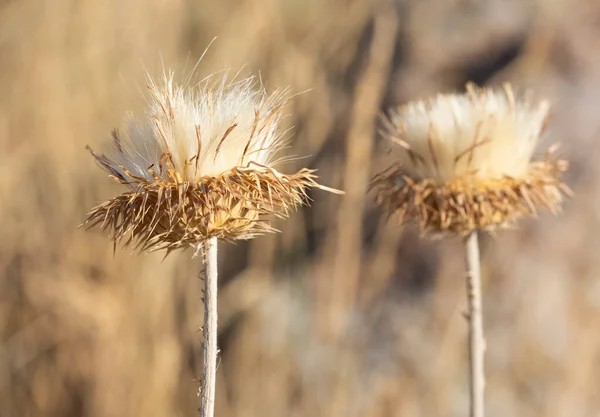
(1, 0), (600, 416)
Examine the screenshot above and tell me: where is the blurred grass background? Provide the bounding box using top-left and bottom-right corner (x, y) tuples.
(1, 0), (600, 416)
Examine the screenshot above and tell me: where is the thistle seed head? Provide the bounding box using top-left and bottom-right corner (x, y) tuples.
(85, 70), (341, 252)
(372, 82), (570, 237)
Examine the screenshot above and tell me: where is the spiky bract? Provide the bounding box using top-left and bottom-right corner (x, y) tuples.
(86, 162), (320, 252)
(372, 158), (568, 237)
(372, 83), (570, 236)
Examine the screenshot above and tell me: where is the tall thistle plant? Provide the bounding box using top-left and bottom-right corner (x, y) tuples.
(371, 83), (570, 417)
(84, 69), (342, 417)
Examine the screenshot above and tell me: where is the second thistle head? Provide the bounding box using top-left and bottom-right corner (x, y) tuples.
(371, 82), (570, 237)
(85, 69), (341, 253)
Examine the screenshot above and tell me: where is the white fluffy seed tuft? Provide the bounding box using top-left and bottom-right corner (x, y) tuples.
(105, 71), (290, 183)
(382, 83), (551, 182)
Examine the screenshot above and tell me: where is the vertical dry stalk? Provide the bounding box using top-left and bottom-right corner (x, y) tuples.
(200, 237), (219, 417)
(329, 0), (398, 340)
(327, 4), (398, 417)
(464, 231), (485, 417)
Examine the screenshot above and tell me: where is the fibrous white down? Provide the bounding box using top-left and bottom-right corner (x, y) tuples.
(383, 83), (550, 183)
(105, 71), (289, 183)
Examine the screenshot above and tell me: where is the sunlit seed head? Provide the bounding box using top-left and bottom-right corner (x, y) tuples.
(103, 70), (290, 185)
(372, 82), (569, 236)
(85, 68), (343, 250)
(382, 83), (550, 183)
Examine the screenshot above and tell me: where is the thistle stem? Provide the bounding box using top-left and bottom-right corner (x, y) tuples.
(464, 231), (485, 417)
(200, 237), (218, 417)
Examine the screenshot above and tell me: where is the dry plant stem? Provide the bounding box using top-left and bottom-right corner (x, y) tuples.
(464, 231), (485, 417)
(329, 0), (398, 341)
(200, 237), (218, 417)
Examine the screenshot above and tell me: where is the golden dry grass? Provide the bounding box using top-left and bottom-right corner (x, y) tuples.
(2, 0), (600, 416)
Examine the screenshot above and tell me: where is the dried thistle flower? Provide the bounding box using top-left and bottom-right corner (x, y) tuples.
(371, 82), (570, 236)
(83, 66), (343, 417)
(85, 71), (339, 253)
